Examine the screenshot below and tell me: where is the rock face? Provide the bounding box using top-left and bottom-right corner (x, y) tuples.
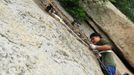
(0, 0), (104, 75)
(81, 0), (134, 70)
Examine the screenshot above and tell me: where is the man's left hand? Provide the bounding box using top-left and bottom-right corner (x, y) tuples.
(89, 44), (98, 50)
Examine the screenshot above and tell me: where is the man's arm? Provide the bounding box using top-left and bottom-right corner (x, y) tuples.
(96, 45), (112, 51)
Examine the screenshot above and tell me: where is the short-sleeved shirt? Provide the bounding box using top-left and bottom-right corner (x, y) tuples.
(96, 39), (115, 65)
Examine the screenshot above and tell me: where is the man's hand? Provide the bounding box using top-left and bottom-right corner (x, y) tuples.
(90, 44), (98, 50)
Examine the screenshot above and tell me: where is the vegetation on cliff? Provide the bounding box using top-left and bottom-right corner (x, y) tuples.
(58, 0), (134, 23)
(58, 0), (86, 22)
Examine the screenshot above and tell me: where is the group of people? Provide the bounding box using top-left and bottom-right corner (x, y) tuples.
(89, 33), (129, 75)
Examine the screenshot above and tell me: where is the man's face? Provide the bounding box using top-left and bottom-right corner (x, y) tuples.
(90, 36), (101, 44)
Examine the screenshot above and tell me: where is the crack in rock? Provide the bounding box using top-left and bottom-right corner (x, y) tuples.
(0, 33), (25, 47)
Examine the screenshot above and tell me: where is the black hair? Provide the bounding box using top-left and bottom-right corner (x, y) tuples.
(90, 33), (102, 38)
(123, 73), (129, 75)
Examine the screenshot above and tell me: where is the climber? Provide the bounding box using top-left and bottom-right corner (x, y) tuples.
(89, 33), (116, 75)
(45, 4), (53, 13)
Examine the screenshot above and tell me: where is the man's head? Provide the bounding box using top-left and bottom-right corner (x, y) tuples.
(90, 33), (102, 44)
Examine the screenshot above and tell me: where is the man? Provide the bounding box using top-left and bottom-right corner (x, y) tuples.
(89, 33), (116, 75)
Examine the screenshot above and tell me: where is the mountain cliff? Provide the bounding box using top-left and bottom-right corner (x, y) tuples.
(0, 0), (103, 75)
(0, 0), (133, 75)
